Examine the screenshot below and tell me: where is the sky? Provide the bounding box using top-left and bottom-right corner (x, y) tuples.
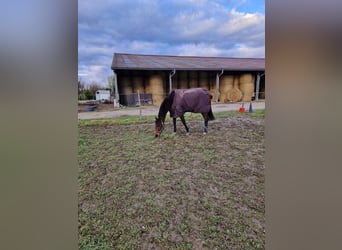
(78, 0), (265, 87)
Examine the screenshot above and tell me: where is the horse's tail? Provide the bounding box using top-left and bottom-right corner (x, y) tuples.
(208, 107), (215, 121)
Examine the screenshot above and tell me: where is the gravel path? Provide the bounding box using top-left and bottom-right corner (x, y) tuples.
(78, 101), (265, 120)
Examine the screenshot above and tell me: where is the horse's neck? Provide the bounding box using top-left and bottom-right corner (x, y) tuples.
(158, 94), (173, 121)
(158, 104), (168, 121)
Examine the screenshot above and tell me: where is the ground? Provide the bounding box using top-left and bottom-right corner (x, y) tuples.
(78, 103), (115, 113)
(78, 112), (265, 249)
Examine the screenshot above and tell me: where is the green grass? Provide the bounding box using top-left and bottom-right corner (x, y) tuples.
(78, 109), (265, 127)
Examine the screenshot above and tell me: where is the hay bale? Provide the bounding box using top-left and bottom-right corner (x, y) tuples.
(239, 73), (255, 84)
(198, 72), (209, 89)
(239, 74), (255, 102)
(240, 82), (255, 101)
(209, 86), (219, 103)
(120, 76), (133, 94)
(189, 71), (198, 88)
(177, 71), (188, 89)
(132, 76), (144, 93)
(259, 86), (265, 99)
(225, 76), (242, 102)
(219, 75), (234, 102)
(149, 74), (164, 106)
(226, 88), (243, 102)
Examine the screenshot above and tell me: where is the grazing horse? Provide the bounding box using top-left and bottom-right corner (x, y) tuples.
(155, 88), (215, 137)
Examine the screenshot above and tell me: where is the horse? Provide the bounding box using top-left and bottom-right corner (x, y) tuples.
(155, 88), (215, 137)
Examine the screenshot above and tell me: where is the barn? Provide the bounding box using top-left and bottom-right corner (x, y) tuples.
(111, 53), (265, 106)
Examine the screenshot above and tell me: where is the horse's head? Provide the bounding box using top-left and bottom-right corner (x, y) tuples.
(155, 116), (165, 137)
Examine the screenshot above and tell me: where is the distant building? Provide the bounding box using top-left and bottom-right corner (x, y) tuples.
(95, 90), (110, 102)
(111, 53), (265, 106)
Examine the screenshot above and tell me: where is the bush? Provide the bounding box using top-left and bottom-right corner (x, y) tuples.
(84, 89), (94, 100)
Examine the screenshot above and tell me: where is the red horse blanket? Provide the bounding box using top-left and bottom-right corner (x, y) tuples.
(170, 88), (212, 118)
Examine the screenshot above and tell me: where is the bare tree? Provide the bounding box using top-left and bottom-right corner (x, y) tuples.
(87, 81), (102, 96)
(78, 80), (85, 95)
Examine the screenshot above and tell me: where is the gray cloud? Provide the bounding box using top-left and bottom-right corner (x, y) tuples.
(78, 0), (265, 86)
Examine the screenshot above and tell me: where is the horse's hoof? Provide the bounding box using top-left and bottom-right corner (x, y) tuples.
(172, 132), (176, 136)
(186, 132), (190, 136)
(203, 132), (207, 135)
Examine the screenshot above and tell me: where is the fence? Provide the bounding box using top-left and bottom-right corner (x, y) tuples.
(117, 91), (265, 107)
(119, 93), (153, 106)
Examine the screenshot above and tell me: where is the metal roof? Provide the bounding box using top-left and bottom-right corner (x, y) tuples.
(111, 53), (265, 71)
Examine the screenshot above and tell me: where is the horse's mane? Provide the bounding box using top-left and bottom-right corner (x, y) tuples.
(158, 90), (175, 118)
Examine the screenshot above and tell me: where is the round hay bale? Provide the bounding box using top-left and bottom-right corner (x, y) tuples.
(240, 82), (254, 101)
(149, 74), (164, 106)
(226, 88), (243, 102)
(219, 75), (234, 102)
(120, 77), (133, 94)
(189, 71), (198, 88)
(199, 72), (209, 89)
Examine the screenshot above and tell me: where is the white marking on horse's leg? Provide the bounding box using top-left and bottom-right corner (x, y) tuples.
(186, 132), (190, 136)
(172, 132), (176, 136)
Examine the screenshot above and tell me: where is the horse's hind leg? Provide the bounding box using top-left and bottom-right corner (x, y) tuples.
(180, 115), (190, 135)
(202, 113), (209, 134)
(172, 117), (177, 135)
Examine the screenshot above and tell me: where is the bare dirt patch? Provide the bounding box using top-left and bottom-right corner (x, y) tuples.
(78, 114), (265, 249)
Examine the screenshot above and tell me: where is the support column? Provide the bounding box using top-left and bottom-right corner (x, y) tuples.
(215, 69), (224, 103)
(169, 69), (176, 93)
(255, 73), (260, 101)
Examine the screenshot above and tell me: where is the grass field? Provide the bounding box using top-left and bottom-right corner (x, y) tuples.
(78, 110), (265, 249)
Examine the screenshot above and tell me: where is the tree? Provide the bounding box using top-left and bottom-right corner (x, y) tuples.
(107, 76), (114, 95)
(88, 82), (102, 95)
(78, 80), (85, 95)
(84, 89), (94, 100)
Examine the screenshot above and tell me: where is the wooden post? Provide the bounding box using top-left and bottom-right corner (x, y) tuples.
(138, 90), (142, 119)
(113, 71), (119, 109)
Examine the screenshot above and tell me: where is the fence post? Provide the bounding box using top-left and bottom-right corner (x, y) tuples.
(138, 90), (142, 119)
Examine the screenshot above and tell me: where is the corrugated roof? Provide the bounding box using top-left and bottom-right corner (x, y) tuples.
(111, 53), (265, 71)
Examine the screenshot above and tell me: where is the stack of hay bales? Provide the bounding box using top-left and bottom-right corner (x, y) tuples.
(226, 76), (243, 102)
(188, 71), (198, 89)
(177, 71), (188, 89)
(147, 74), (164, 106)
(259, 85), (265, 99)
(219, 75), (234, 102)
(239, 73), (255, 101)
(132, 76), (144, 94)
(120, 76), (133, 94)
(198, 72), (209, 89)
(209, 77), (219, 103)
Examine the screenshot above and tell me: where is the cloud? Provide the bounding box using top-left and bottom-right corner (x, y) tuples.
(78, 0), (265, 86)
(218, 9), (264, 35)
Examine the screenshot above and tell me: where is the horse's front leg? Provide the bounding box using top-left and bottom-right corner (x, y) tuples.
(172, 117), (177, 135)
(180, 115), (190, 135)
